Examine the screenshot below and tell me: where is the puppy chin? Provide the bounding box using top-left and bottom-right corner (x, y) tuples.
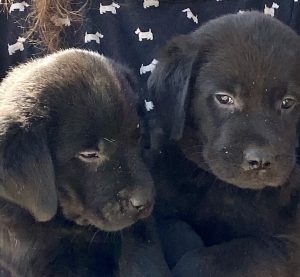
(220, 177), (285, 190)
(90, 218), (139, 232)
(202, 146), (295, 190)
(94, 218), (145, 232)
(96, 202), (154, 232)
(88, 212), (153, 232)
(64, 201), (154, 232)
(62, 208), (140, 232)
(209, 165), (291, 190)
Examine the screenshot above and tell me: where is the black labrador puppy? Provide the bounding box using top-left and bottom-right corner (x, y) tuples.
(0, 49), (154, 276)
(146, 11), (300, 277)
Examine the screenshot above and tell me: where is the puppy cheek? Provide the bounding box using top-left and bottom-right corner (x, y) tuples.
(58, 186), (86, 221)
(98, 203), (139, 231)
(202, 139), (227, 165)
(275, 154), (296, 178)
(202, 141), (240, 179)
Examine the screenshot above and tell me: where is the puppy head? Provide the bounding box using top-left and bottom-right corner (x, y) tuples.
(149, 12), (300, 189)
(0, 49), (154, 230)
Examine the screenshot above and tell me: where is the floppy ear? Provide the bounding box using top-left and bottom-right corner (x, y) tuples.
(118, 64), (138, 92)
(110, 60), (138, 92)
(147, 35), (199, 141)
(0, 122), (58, 222)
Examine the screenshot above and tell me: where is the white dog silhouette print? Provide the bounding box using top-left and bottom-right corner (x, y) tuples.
(8, 37), (26, 55)
(50, 15), (71, 26)
(143, 0), (159, 9)
(9, 1), (29, 13)
(182, 8), (198, 24)
(264, 2), (279, 17)
(135, 28), (154, 41)
(140, 59), (158, 75)
(144, 100), (155, 112)
(84, 32), (104, 44)
(99, 2), (120, 14)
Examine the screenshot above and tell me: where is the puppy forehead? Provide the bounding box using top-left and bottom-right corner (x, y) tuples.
(199, 46), (300, 104)
(49, 50), (138, 146)
(195, 12), (300, 96)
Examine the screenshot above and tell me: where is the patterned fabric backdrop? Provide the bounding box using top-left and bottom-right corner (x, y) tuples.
(1, 0), (300, 93)
(0, 1), (299, 275)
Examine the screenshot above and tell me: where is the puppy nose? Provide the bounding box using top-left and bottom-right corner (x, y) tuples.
(243, 147), (273, 170)
(129, 187), (154, 216)
(129, 196), (149, 211)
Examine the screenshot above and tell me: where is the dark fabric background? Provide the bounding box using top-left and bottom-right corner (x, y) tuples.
(1, 0), (300, 92)
(0, 1), (299, 275)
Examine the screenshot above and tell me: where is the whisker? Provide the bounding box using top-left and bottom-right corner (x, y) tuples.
(88, 229), (101, 249)
(103, 137), (117, 144)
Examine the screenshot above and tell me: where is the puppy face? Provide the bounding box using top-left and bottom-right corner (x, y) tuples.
(0, 49), (154, 230)
(149, 12), (300, 189)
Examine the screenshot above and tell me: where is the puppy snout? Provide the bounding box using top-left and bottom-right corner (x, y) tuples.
(130, 196), (148, 210)
(243, 147), (273, 171)
(129, 187), (155, 217)
(117, 185), (155, 218)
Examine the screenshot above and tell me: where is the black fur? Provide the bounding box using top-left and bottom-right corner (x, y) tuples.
(0, 49), (154, 276)
(147, 12), (300, 276)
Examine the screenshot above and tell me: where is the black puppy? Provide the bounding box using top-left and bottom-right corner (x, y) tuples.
(147, 12), (300, 276)
(0, 49), (154, 276)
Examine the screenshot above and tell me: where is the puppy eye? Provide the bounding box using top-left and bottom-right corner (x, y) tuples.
(76, 150), (104, 163)
(281, 97), (296, 110)
(215, 94), (234, 105)
(79, 152), (99, 159)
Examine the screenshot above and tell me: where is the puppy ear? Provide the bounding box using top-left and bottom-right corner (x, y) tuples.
(148, 35), (199, 141)
(0, 124), (57, 222)
(119, 65), (138, 92)
(111, 61), (138, 92)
